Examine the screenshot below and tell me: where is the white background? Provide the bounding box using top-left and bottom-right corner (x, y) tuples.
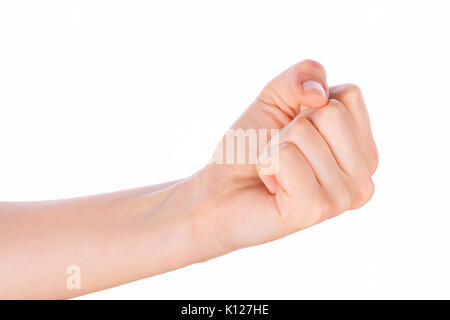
(1, 1), (449, 299)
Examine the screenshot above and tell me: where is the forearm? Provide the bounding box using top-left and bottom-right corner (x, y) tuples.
(0, 176), (209, 299)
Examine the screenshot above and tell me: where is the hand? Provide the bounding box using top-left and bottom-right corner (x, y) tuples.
(193, 60), (378, 257)
(0, 60), (378, 299)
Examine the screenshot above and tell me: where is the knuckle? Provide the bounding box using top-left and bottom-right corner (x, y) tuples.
(363, 178), (376, 201)
(335, 189), (352, 213)
(322, 183), (352, 217)
(314, 100), (346, 123)
(341, 83), (364, 104)
(367, 146), (379, 175)
(313, 195), (333, 222)
(346, 83), (363, 97)
(299, 59), (325, 71)
(289, 117), (314, 139)
(351, 177), (375, 209)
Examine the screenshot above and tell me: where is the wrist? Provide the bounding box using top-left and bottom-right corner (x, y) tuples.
(133, 172), (227, 278)
(164, 172), (231, 263)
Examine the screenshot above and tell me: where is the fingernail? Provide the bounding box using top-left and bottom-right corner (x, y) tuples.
(302, 80), (326, 97)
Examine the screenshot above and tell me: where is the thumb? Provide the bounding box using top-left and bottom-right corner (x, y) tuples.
(258, 59), (329, 117)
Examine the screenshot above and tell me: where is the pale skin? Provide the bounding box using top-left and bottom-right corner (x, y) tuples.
(0, 60), (378, 299)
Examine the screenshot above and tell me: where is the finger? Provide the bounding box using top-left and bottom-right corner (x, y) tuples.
(329, 84), (378, 174)
(275, 143), (325, 226)
(267, 143), (319, 194)
(258, 59), (329, 118)
(300, 99), (369, 177)
(278, 117), (348, 210)
(257, 142), (324, 227)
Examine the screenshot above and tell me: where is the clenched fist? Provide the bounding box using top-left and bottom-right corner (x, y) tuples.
(193, 60), (378, 257)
